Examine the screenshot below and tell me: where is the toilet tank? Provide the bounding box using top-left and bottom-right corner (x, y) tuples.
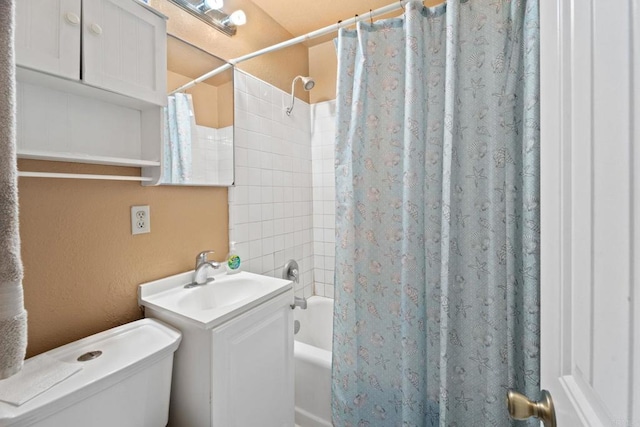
(0, 319), (181, 427)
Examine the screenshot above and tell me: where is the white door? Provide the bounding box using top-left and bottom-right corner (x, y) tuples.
(82, 0), (166, 105)
(15, 0), (81, 80)
(539, 0), (639, 425)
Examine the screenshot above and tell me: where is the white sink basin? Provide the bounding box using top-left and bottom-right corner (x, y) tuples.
(138, 271), (293, 329)
(176, 276), (265, 311)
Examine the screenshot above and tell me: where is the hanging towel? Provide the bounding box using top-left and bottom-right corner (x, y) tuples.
(0, 0), (28, 380)
(0, 355), (82, 406)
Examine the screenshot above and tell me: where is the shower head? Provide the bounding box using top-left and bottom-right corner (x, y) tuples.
(301, 76), (315, 91)
(286, 75), (315, 116)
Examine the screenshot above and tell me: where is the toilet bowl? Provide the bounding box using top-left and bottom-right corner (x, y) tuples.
(0, 319), (181, 427)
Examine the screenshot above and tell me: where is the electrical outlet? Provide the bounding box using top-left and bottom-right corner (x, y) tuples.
(131, 205), (150, 235)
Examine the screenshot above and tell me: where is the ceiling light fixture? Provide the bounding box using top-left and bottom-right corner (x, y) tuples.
(197, 0), (223, 11)
(221, 10), (247, 27)
(168, 0), (247, 37)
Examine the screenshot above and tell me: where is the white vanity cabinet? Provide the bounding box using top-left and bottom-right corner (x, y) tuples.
(14, 0), (167, 176)
(139, 271), (295, 427)
(211, 292), (294, 426)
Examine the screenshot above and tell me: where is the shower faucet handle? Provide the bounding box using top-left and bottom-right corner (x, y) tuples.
(283, 259), (300, 283)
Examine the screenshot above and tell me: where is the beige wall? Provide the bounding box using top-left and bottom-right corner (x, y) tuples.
(309, 41), (338, 104)
(20, 0), (309, 357)
(168, 70), (220, 128)
(19, 161), (229, 357)
(218, 81), (234, 129)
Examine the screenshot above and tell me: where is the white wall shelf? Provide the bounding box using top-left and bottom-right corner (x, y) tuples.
(18, 171), (154, 182)
(17, 149), (160, 167)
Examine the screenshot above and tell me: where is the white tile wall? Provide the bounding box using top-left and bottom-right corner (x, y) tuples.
(192, 125), (233, 184)
(229, 70), (314, 298)
(310, 100), (337, 298)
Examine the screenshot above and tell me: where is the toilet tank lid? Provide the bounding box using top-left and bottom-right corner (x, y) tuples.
(0, 318), (181, 426)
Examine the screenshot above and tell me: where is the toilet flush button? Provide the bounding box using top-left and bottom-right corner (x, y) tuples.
(77, 350), (102, 362)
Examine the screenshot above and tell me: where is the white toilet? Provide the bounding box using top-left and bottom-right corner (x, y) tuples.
(0, 318), (181, 427)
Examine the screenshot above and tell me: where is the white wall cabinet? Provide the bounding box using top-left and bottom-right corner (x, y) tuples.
(14, 0), (167, 180)
(82, 0), (166, 106)
(15, 0), (82, 81)
(16, 0), (166, 105)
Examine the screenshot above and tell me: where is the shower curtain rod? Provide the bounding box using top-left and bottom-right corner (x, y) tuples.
(169, 0), (411, 94)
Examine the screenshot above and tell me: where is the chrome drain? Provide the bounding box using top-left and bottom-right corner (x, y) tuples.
(77, 350), (102, 362)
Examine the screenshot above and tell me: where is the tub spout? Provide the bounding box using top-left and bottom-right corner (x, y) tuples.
(291, 296), (307, 309)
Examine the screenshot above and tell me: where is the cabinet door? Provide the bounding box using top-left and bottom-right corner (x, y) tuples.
(82, 0), (166, 106)
(15, 0), (81, 80)
(211, 292), (294, 427)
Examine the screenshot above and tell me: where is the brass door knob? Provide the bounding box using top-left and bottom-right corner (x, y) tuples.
(507, 389), (557, 427)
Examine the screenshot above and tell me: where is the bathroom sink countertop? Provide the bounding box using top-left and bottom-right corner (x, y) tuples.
(138, 271), (293, 329)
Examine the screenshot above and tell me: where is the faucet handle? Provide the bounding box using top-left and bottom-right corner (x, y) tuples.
(283, 259), (300, 283)
(196, 250), (215, 268)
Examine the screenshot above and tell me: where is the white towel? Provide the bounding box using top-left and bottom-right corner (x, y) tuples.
(0, 0), (28, 380)
(0, 355), (82, 406)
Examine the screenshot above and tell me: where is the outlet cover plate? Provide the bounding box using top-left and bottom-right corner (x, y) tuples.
(131, 205), (150, 235)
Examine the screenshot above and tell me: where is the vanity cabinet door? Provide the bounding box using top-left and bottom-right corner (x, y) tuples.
(15, 0), (81, 81)
(211, 291), (294, 427)
(82, 0), (167, 106)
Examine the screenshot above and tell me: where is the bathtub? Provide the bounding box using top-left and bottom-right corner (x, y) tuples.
(294, 296), (333, 427)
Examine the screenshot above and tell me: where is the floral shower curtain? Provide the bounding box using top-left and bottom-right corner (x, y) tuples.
(163, 93), (194, 183)
(332, 1), (540, 425)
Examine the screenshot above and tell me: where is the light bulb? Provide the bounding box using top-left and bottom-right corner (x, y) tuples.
(204, 0), (223, 9)
(229, 10), (246, 26)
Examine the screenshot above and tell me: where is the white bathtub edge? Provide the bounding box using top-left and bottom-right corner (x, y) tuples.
(294, 341), (331, 370)
(295, 406), (333, 427)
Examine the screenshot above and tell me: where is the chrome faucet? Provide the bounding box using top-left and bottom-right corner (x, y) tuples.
(195, 250), (221, 270)
(184, 250), (222, 288)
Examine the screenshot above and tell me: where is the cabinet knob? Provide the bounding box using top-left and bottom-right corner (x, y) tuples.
(89, 23), (103, 35)
(64, 12), (80, 25)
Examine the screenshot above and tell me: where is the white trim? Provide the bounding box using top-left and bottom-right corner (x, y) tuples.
(540, 0), (565, 386)
(631, 0), (640, 424)
(559, 376), (606, 427)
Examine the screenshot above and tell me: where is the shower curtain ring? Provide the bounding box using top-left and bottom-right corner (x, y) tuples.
(400, 0), (405, 10)
(369, 9), (374, 25)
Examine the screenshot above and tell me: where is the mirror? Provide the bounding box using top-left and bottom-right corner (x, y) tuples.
(161, 34), (234, 186)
